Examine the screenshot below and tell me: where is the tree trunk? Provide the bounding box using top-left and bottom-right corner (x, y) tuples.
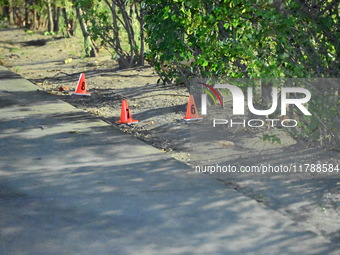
(75, 7), (97, 57)
(104, 0), (130, 68)
(62, 8), (70, 37)
(135, 2), (145, 66)
(69, 16), (76, 36)
(53, 6), (60, 32)
(24, 0), (30, 28)
(112, 1), (122, 53)
(62, 8), (76, 37)
(46, 0), (54, 32)
(32, 9), (38, 29)
(8, 0), (14, 25)
(116, 0), (136, 67)
(139, 21), (145, 66)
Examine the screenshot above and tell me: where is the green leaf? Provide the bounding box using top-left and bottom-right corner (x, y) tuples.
(202, 60), (209, 67)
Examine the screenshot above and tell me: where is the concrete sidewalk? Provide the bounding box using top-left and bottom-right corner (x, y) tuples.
(0, 66), (337, 255)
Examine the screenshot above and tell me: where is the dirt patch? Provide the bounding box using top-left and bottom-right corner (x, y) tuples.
(0, 28), (339, 245)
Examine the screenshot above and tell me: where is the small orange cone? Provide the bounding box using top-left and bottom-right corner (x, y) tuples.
(72, 73), (91, 96)
(183, 95), (203, 121)
(116, 99), (138, 125)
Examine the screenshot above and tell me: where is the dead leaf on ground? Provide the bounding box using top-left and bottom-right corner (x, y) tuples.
(64, 58), (73, 64)
(218, 140), (235, 147)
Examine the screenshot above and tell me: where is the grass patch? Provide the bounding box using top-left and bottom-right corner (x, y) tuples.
(9, 47), (20, 53)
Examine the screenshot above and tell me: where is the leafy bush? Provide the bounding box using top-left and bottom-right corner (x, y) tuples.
(144, 0), (339, 146)
(144, 0), (339, 82)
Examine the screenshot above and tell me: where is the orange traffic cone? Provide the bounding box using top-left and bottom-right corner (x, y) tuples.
(183, 95), (203, 121)
(116, 99), (138, 125)
(72, 73), (91, 96)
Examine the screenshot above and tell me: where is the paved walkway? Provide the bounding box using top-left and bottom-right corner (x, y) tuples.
(0, 66), (337, 255)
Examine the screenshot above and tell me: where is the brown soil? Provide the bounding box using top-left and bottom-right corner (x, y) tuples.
(0, 28), (339, 245)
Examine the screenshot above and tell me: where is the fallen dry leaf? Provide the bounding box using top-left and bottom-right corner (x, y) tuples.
(218, 140), (235, 147)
